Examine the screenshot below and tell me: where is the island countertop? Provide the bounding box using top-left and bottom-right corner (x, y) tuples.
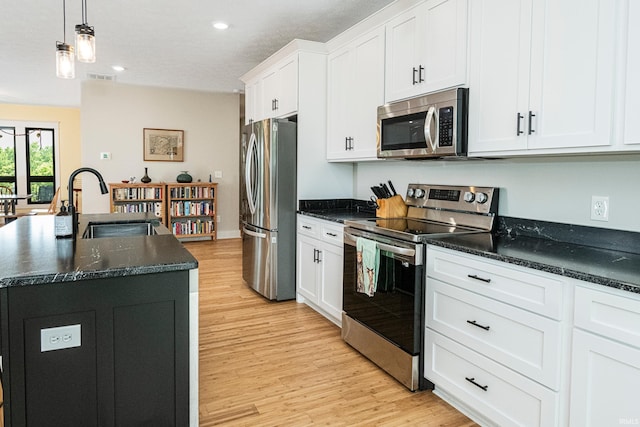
(0, 213), (198, 288)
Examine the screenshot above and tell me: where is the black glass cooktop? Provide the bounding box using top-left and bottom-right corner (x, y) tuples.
(345, 217), (481, 242)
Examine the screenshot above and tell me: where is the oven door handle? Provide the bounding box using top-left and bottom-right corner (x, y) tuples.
(344, 233), (416, 258)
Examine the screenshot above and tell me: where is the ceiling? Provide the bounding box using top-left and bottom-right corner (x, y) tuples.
(0, 0), (395, 108)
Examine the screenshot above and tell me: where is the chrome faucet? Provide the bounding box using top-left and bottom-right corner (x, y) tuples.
(68, 167), (109, 238)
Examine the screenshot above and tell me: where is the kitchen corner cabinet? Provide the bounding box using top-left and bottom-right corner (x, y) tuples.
(468, 0), (618, 156)
(167, 183), (217, 240)
(109, 183), (166, 225)
(424, 245), (567, 426)
(244, 78), (261, 125)
(296, 215), (344, 326)
(327, 27), (385, 161)
(384, 0), (468, 103)
(569, 285), (640, 426)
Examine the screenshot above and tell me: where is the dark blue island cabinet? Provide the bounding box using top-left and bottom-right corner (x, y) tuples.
(0, 271), (190, 427)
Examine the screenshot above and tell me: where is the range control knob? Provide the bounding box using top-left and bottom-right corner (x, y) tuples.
(463, 191), (475, 203)
(407, 188), (415, 198)
(476, 192), (489, 204)
(414, 188), (426, 198)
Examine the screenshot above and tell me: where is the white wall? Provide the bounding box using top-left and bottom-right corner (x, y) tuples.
(355, 154), (640, 232)
(80, 80), (240, 238)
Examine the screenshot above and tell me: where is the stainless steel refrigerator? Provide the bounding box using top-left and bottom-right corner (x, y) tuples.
(240, 118), (297, 300)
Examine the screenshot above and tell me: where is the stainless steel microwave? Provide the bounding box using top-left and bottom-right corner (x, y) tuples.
(377, 88), (468, 159)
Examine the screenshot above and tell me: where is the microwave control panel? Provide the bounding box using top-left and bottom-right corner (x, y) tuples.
(438, 107), (454, 147)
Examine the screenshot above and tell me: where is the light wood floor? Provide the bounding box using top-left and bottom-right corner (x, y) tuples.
(186, 239), (477, 427)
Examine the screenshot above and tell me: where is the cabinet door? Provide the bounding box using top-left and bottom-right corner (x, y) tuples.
(385, 5), (422, 102)
(421, 0), (468, 92)
(527, 0), (616, 150)
(244, 78), (261, 124)
(261, 68), (278, 117)
(623, 0), (640, 146)
(351, 27), (385, 161)
(318, 242), (344, 324)
(570, 329), (640, 426)
(296, 235), (319, 302)
(326, 46), (354, 160)
(276, 55), (298, 118)
(467, 0), (532, 154)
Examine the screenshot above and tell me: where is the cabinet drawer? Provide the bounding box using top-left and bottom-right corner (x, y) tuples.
(427, 245), (564, 319)
(427, 279), (562, 389)
(321, 223), (343, 246)
(574, 285), (640, 348)
(297, 216), (321, 238)
(425, 330), (558, 427)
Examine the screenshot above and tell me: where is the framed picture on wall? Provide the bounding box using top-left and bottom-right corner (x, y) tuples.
(143, 128), (184, 162)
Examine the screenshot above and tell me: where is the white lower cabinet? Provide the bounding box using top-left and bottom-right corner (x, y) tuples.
(569, 285), (640, 426)
(296, 215), (344, 326)
(425, 245), (568, 426)
(426, 330), (558, 427)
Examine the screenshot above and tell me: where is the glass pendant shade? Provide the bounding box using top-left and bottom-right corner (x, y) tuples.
(75, 24), (96, 63)
(56, 42), (75, 79)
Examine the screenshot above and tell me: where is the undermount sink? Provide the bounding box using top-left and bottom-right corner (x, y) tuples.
(82, 221), (158, 239)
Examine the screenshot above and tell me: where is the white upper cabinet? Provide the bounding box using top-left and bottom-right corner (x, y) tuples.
(384, 0), (468, 103)
(244, 78), (260, 125)
(327, 27), (385, 161)
(622, 0), (640, 146)
(468, 0), (618, 156)
(260, 54), (298, 119)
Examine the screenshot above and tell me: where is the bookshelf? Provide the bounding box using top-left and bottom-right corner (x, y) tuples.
(109, 183), (166, 225)
(167, 183), (217, 240)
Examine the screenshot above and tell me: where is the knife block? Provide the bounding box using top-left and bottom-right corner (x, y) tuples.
(376, 195), (408, 218)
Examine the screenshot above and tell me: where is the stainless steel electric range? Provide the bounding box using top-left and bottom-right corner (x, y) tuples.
(341, 184), (499, 391)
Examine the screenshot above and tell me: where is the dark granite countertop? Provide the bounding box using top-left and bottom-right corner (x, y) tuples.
(0, 213), (198, 288)
(426, 217), (640, 295)
(298, 198), (376, 223)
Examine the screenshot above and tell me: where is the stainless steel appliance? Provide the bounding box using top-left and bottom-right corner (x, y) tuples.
(377, 88), (468, 159)
(342, 184), (498, 391)
(241, 119), (297, 300)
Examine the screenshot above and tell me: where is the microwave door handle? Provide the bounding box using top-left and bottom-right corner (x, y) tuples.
(424, 106), (438, 153)
(245, 131), (258, 215)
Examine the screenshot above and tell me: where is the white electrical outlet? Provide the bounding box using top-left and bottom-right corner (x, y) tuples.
(41, 324), (81, 352)
(591, 196), (609, 222)
(217, 215), (221, 223)
(100, 152), (111, 160)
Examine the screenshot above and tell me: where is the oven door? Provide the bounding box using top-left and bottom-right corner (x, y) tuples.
(343, 228), (424, 355)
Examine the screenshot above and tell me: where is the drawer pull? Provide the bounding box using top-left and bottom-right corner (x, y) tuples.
(302, 225), (312, 230)
(467, 320), (490, 331)
(468, 274), (491, 283)
(326, 232), (338, 237)
(465, 377), (488, 391)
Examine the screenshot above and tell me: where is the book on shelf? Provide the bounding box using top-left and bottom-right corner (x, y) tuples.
(172, 219), (215, 236)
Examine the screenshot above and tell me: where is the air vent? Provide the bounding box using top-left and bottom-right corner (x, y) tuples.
(87, 73), (116, 81)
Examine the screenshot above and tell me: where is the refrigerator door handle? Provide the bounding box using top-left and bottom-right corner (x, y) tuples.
(243, 226), (267, 239)
(245, 131), (258, 215)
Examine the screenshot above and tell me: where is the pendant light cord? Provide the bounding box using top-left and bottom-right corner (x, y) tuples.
(62, 0), (67, 43)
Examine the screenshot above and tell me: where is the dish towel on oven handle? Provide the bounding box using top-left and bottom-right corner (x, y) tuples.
(356, 237), (379, 297)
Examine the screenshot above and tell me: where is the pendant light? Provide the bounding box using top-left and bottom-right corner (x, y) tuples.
(75, 0), (96, 63)
(56, 0), (75, 79)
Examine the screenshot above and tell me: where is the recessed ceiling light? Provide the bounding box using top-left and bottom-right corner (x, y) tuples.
(112, 65), (126, 72)
(212, 22), (229, 30)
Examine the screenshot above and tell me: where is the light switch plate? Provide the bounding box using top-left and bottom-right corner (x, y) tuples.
(214, 171), (223, 178)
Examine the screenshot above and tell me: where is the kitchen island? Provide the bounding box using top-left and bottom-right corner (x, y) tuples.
(0, 213), (199, 427)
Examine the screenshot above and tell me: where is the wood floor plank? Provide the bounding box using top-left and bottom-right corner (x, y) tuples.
(186, 239), (477, 426)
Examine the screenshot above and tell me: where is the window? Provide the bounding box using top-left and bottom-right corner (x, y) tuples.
(0, 121), (60, 207)
(26, 128), (56, 204)
(0, 126), (17, 193)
